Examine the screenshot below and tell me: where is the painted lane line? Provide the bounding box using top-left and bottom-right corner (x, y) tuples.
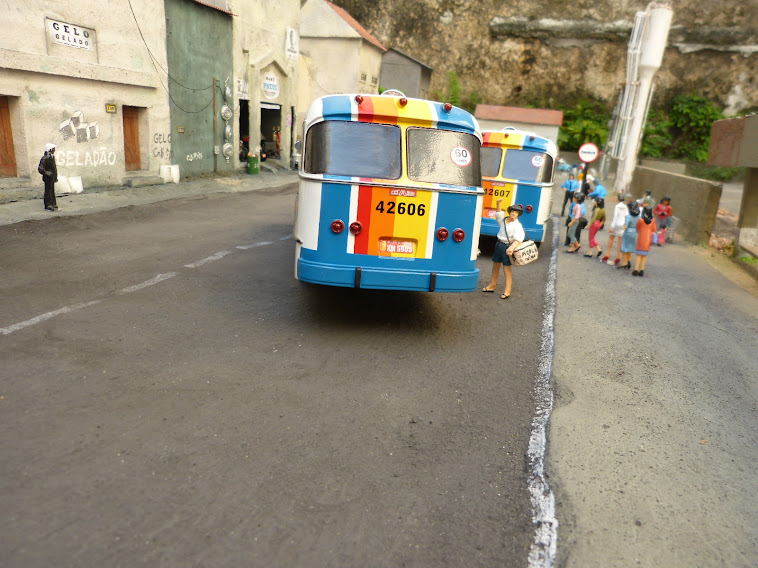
(527, 215), (559, 568)
(117, 273), (177, 295)
(184, 251), (231, 269)
(236, 241), (273, 250)
(278, 235), (291, 241)
(0, 300), (102, 336)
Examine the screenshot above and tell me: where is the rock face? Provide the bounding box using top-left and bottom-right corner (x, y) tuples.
(330, 0), (758, 114)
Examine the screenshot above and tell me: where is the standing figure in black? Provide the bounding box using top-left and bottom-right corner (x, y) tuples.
(38, 143), (58, 211)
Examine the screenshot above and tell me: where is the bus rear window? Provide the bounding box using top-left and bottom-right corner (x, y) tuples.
(407, 128), (481, 187)
(304, 121), (401, 179)
(480, 147), (502, 178)
(502, 149), (554, 183)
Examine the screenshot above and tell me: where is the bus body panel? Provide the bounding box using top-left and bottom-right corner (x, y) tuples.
(297, 181), (481, 292)
(479, 129), (556, 242)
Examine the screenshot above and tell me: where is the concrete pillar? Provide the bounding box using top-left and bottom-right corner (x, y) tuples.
(737, 167), (758, 256)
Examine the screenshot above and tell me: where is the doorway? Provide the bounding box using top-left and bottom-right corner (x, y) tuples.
(123, 106), (141, 171)
(260, 103), (281, 158)
(238, 99), (249, 162)
(0, 96), (18, 177)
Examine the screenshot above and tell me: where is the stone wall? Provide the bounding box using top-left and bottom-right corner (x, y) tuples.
(331, 0), (758, 114)
(630, 166), (722, 245)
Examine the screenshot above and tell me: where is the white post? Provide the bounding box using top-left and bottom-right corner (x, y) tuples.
(614, 2), (673, 195)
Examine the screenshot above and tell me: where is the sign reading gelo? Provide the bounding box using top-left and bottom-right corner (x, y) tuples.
(105, 104), (117, 114)
(450, 146), (472, 167)
(262, 72), (279, 100)
(46, 19), (95, 51)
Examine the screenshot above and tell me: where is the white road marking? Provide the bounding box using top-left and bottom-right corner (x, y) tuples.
(117, 273), (177, 295)
(184, 251), (231, 268)
(236, 241), (273, 250)
(2, 237), (286, 336)
(527, 216), (559, 568)
(0, 300), (102, 336)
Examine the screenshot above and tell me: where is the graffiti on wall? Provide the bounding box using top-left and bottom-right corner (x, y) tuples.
(186, 152), (203, 162)
(153, 132), (173, 159)
(56, 147), (117, 168)
(60, 110), (99, 143)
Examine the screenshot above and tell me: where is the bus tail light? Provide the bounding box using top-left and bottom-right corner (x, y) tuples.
(399, 97), (408, 107)
(355, 95), (363, 105)
(526, 205), (533, 213)
(436, 227), (449, 241)
(331, 220), (345, 233)
(349, 221), (362, 235)
(443, 102), (452, 112)
(453, 229), (465, 242)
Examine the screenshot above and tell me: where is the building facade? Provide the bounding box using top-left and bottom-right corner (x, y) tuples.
(297, 0), (385, 132)
(165, 0), (235, 176)
(232, 0), (301, 168)
(379, 49), (432, 99)
(0, 0), (171, 189)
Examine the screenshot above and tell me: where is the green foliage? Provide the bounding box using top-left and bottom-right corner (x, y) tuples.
(446, 71), (462, 107)
(557, 99), (610, 150)
(640, 109), (673, 158)
(461, 90), (482, 114)
(688, 164), (742, 182)
(669, 93), (723, 162)
(378, 85), (385, 94)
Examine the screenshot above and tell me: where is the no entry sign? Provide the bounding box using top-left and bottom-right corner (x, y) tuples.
(578, 143), (600, 163)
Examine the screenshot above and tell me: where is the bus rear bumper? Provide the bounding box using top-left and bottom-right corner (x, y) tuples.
(297, 258), (479, 293)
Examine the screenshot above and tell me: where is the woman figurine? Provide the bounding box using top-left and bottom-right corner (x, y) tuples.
(566, 192), (584, 253)
(618, 200), (640, 270)
(584, 197), (605, 258)
(633, 206), (656, 276)
(482, 199), (525, 300)
(653, 196), (672, 245)
(602, 192), (630, 266)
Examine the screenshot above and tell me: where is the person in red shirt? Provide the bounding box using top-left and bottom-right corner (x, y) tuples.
(633, 206), (656, 276)
(653, 197), (672, 245)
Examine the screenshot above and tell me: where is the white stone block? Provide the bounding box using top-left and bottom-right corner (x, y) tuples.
(67, 176), (84, 194)
(159, 165), (173, 183)
(55, 175), (71, 195)
(170, 164), (180, 184)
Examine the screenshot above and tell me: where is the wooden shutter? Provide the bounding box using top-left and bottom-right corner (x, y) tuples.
(0, 97), (18, 177)
(123, 106), (141, 171)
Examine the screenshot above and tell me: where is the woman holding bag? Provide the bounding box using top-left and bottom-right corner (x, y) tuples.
(482, 199), (525, 300)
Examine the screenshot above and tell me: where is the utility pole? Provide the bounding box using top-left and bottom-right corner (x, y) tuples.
(614, 1), (673, 195)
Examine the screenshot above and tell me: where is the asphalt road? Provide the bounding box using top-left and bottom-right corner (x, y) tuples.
(0, 182), (555, 567)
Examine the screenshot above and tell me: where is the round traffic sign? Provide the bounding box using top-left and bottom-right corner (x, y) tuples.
(578, 143), (600, 163)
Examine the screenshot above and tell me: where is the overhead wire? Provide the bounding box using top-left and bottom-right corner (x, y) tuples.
(127, 0), (216, 114)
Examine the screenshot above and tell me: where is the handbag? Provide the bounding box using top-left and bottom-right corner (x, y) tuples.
(505, 227), (539, 266)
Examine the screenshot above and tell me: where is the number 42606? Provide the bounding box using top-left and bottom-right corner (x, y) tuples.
(375, 201), (426, 216)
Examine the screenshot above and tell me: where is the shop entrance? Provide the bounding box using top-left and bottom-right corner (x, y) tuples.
(0, 96), (18, 177)
(260, 103), (281, 159)
(238, 99), (249, 162)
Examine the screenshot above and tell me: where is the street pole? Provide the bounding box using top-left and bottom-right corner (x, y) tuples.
(213, 77), (218, 173)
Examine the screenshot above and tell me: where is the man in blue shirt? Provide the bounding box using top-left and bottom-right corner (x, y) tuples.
(589, 179), (607, 200)
(560, 174), (580, 216)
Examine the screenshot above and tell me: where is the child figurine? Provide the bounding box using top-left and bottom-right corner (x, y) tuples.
(618, 200), (640, 270)
(653, 196), (672, 245)
(602, 192), (630, 266)
(584, 197), (605, 258)
(633, 206), (655, 276)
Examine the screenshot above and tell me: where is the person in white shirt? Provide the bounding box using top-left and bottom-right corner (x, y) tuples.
(482, 199), (525, 300)
(602, 192), (631, 266)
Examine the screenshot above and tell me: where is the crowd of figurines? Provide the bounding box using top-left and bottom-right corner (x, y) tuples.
(560, 169), (673, 278)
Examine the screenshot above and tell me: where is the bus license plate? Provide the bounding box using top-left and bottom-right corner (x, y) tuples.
(379, 239), (415, 255)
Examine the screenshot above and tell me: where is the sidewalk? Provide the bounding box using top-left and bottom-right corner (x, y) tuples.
(0, 169), (299, 228)
(547, 177), (758, 567)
